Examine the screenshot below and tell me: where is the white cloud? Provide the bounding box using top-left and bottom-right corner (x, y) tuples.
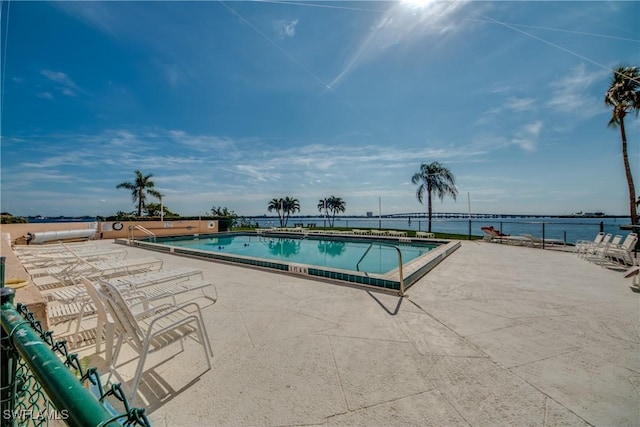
(509, 121), (543, 152)
(41, 70), (85, 97)
(547, 64), (607, 118)
(275, 19), (299, 40)
(505, 97), (535, 112)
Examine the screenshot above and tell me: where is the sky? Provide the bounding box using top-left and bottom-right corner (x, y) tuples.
(1, 1), (639, 218)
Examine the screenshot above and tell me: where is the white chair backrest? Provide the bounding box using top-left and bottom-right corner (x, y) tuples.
(593, 232), (605, 244)
(80, 278), (109, 321)
(98, 279), (145, 352)
(622, 233), (638, 250)
(610, 235), (623, 246)
(600, 233), (613, 245)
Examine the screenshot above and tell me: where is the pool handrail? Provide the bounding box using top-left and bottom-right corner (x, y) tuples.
(128, 224), (156, 243)
(356, 242), (405, 296)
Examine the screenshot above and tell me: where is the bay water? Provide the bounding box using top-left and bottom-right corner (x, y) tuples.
(249, 216), (632, 245)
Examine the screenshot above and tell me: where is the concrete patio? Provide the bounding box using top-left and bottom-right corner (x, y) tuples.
(39, 240), (640, 425)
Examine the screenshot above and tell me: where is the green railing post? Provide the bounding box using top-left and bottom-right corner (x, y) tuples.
(1, 256), (5, 289)
(1, 288), (17, 427)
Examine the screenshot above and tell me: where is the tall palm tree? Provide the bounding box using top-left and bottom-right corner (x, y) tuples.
(282, 196), (300, 227)
(116, 170), (162, 217)
(317, 198), (330, 228)
(267, 197), (300, 227)
(605, 66), (640, 225)
(327, 196), (346, 227)
(411, 162), (458, 232)
(267, 198), (285, 227)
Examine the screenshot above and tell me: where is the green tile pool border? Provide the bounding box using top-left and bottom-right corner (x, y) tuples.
(116, 232), (461, 294)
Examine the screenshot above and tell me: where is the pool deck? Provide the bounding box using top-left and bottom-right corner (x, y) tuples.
(23, 240), (640, 425)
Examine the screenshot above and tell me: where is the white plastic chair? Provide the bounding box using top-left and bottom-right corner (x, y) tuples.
(77, 278), (175, 363)
(98, 279), (213, 401)
(575, 232), (604, 257)
(580, 233), (612, 260)
(601, 233), (637, 266)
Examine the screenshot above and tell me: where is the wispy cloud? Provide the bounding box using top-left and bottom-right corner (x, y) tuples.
(505, 97), (536, 112)
(547, 64), (607, 118)
(41, 70), (85, 97)
(274, 19), (299, 40)
(509, 120), (543, 152)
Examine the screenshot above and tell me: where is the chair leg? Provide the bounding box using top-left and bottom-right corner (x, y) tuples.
(95, 316), (105, 353)
(104, 323), (116, 364)
(129, 341), (152, 401)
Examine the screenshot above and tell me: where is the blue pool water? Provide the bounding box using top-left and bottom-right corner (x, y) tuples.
(161, 234), (438, 275)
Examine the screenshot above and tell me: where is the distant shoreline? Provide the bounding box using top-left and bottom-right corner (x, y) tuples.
(20, 214), (631, 222)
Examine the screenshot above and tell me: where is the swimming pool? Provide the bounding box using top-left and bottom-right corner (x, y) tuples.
(122, 231), (461, 294)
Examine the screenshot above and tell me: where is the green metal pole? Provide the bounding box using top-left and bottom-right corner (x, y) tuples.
(0, 296), (121, 427)
(1, 288), (17, 427)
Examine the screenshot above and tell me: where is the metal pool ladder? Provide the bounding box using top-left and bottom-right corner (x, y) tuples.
(128, 224), (156, 243)
(356, 242), (406, 297)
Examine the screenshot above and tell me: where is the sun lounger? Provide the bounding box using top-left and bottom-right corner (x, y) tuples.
(522, 234), (566, 247)
(20, 248), (128, 272)
(48, 300), (97, 327)
(415, 231), (435, 238)
(481, 228), (529, 245)
(48, 266), (205, 303)
(352, 229), (370, 235)
(575, 232), (605, 257)
(43, 256), (163, 289)
(579, 233), (612, 260)
(600, 233), (637, 267)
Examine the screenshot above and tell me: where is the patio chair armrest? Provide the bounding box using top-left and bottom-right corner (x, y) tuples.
(133, 302), (176, 319)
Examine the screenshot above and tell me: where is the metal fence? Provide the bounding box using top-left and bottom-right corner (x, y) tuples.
(248, 217), (631, 245)
(0, 257), (151, 427)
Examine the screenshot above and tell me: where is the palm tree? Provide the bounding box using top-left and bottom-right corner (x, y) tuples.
(267, 198), (285, 227)
(116, 170), (162, 217)
(282, 196), (300, 227)
(327, 196), (346, 227)
(267, 197), (300, 227)
(317, 198), (329, 228)
(411, 162), (458, 232)
(605, 66), (640, 225)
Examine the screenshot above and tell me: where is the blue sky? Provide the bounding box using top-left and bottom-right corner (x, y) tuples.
(1, 1), (639, 218)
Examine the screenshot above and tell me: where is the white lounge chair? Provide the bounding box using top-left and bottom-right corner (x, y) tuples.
(600, 233), (637, 266)
(575, 232), (605, 257)
(21, 248), (128, 273)
(522, 234), (566, 247)
(76, 277), (178, 363)
(585, 234), (622, 264)
(49, 266), (211, 303)
(579, 233), (612, 260)
(98, 279), (212, 401)
(416, 231), (435, 238)
(44, 255), (163, 287)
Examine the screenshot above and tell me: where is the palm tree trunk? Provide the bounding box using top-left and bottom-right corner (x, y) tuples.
(619, 117), (638, 224)
(427, 184), (433, 233)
